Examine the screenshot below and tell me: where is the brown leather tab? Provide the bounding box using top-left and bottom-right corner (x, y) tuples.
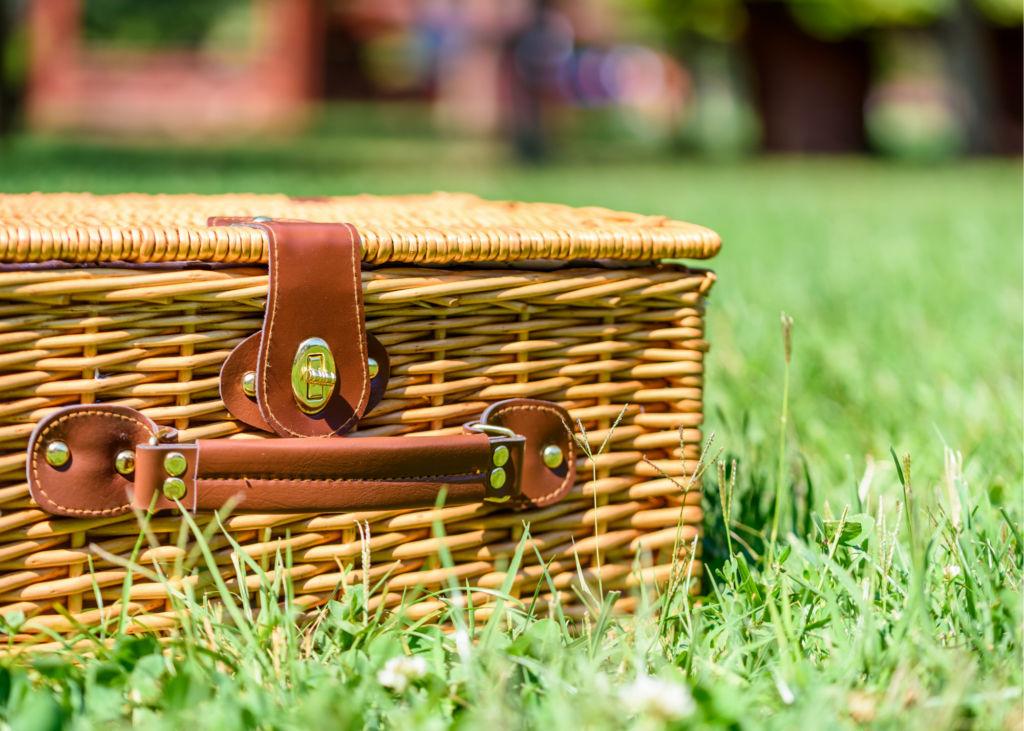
(259, 220), (369, 437)
(132, 433), (520, 513)
(219, 331), (391, 433)
(219, 333), (272, 432)
(365, 332), (391, 418)
(214, 219), (371, 438)
(27, 405), (158, 518)
(481, 398), (576, 508)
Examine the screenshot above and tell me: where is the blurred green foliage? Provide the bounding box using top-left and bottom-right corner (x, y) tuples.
(81, 0), (253, 51)
(634, 0), (1020, 44)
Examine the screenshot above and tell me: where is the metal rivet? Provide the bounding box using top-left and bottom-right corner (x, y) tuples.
(162, 477), (187, 501)
(45, 441), (70, 467)
(241, 371), (257, 397)
(114, 450), (136, 475)
(252, 216), (273, 223)
(368, 357), (379, 379)
(164, 452), (188, 477)
(492, 445), (509, 467)
(489, 467), (506, 489)
(542, 444), (564, 469)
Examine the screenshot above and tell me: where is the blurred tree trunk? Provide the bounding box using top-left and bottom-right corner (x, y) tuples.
(508, 0), (550, 163)
(0, 0), (11, 142)
(988, 22), (1023, 154)
(0, 0), (25, 143)
(940, 0), (997, 154)
(744, 2), (870, 153)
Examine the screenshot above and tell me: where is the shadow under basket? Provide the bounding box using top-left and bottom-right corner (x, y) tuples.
(0, 192), (720, 646)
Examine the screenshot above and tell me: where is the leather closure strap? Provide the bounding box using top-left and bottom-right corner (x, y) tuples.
(209, 218), (371, 438)
(26, 399), (576, 517)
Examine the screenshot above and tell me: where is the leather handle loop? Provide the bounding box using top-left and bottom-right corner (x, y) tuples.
(131, 433), (520, 513)
(26, 399), (575, 517)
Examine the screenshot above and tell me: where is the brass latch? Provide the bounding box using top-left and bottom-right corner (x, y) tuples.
(292, 337), (337, 414)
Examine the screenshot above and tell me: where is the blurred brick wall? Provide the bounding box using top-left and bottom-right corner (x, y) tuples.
(27, 0), (322, 138)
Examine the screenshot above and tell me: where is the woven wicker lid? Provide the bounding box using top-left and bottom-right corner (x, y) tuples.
(0, 192), (721, 265)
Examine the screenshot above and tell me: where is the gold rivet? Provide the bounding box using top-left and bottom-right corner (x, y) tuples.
(368, 357), (379, 379)
(492, 445), (509, 467)
(114, 450), (135, 475)
(252, 216), (273, 223)
(162, 477), (187, 501)
(490, 467), (506, 489)
(542, 444), (564, 469)
(45, 441), (70, 467)
(241, 371), (256, 397)
(164, 452), (188, 477)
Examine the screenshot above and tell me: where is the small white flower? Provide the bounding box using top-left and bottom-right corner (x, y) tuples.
(942, 564), (962, 582)
(620, 676), (695, 721)
(377, 656), (428, 694)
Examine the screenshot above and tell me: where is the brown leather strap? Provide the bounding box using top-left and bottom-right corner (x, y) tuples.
(130, 432), (520, 513)
(210, 218), (371, 438)
(27, 405), (159, 517)
(479, 398), (576, 507)
(218, 332), (271, 432)
(26, 399), (575, 517)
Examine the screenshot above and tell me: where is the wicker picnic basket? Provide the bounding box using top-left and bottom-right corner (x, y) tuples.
(0, 193), (719, 645)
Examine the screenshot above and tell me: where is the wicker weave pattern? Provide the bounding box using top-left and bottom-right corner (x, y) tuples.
(0, 193), (716, 643)
(0, 193), (721, 264)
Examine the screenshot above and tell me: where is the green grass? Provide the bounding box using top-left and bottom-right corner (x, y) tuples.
(0, 134), (1019, 730)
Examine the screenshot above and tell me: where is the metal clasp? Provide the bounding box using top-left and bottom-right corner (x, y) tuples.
(292, 337), (337, 414)
(465, 422), (517, 439)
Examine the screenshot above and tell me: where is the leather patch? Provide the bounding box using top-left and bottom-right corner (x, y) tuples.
(365, 332), (391, 419)
(27, 405), (158, 518)
(219, 331), (390, 433)
(481, 398), (576, 507)
(219, 333), (271, 432)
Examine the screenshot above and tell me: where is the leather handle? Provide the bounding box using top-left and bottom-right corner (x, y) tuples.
(27, 399), (576, 517)
(131, 432), (522, 513)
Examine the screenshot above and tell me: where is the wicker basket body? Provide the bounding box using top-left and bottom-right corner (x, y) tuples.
(0, 194), (719, 643)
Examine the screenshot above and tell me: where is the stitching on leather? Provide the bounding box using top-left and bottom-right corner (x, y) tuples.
(261, 223), (369, 438)
(335, 222), (370, 434)
(196, 471), (481, 482)
(30, 410), (149, 516)
(220, 336), (272, 433)
(491, 403), (574, 501)
(192, 441), (201, 513)
(259, 224), (282, 432)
